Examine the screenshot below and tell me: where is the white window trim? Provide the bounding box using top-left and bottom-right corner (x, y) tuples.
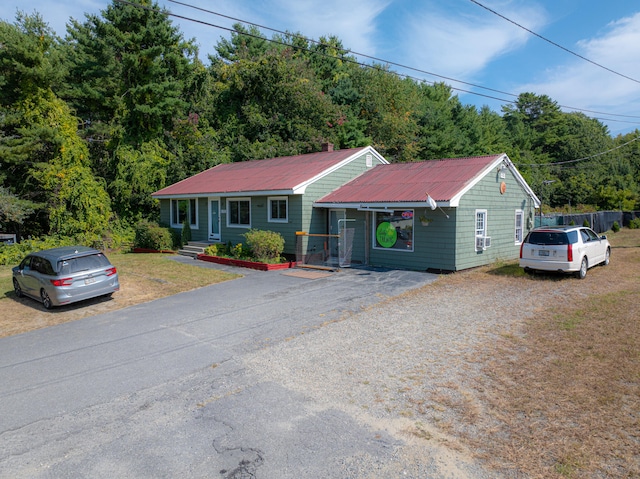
(170, 198), (199, 229)
(515, 209), (524, 245)
(475, 209), (487, 251)
(268, 196), (288, 223)
(372, 210), (415, 253)
(227, 197), (252, 228)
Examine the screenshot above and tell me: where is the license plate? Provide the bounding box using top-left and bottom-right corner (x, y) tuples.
(538, 250), (549, 257)
(85, 277), (96, 285)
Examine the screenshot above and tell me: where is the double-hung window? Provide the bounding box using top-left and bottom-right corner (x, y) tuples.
(475, 209), (488, 251)
(268, 197), (288, 223)
(171, 199), (197, 228)
(515, 210), (524, 244)
(227, 198), (251, 227)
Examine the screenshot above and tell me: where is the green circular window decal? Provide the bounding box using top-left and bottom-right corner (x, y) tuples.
(376, 221), (397, 248)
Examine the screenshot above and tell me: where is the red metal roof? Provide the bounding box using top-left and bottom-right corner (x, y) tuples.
(316, 154), (503, 204)
(153, 147), (370, 196)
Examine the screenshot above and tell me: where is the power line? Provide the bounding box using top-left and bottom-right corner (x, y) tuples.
(469, 0), (640, 85)
(167, 0), (640, 122)
(517, 135), (640, 168)
(112, 0), (640, 125)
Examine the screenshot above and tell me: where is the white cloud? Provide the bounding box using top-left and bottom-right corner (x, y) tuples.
(517, 11), (640, 132)
(401, 1), (548, 79)
(267, 0), (391, 54)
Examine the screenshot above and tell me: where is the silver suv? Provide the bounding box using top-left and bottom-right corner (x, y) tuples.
(12, 246), (120, 309)
(519, 226), (610, 279)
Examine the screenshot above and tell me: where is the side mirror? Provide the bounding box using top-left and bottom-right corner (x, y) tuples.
(600, 235), (607, 240)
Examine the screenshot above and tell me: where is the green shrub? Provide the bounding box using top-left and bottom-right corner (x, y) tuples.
(231, 242), (246, 259)
(181, 218), (192, 245)
(204, 244), (219, 256)
(134, 220), (174, 251)
(611, 221), (620, 233)
(629, 217), (640, 229)
(0, 236), (76, 266)
(583, 219), (590, 227)
(243, 229), (285, 261)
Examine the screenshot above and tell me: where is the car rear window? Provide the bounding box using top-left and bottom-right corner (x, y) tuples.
(527, 230), (578, 245)
(58, 254), (110, 274)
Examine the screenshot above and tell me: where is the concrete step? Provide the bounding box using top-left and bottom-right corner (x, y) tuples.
(177, 241), (212, 258)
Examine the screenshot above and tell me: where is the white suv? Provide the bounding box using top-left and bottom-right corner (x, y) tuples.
(519, 226), (610, 279)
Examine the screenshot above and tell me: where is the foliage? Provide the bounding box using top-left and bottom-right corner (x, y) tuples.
(611, 221), (620, 233)
(134, 220), (174, 251)
(2, 2), (640, 244)
(0, 236), (76, 266)
(629, 218), (640, 229)
(203, 231), (285, 263)
(243, 229), (285, 261)
(181, 217), (192, 245)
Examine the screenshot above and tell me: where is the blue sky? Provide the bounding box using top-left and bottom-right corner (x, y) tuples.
(2, 0), (640, 136)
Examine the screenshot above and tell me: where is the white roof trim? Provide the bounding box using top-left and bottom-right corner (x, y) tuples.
(313, 201), (444, 209)
(447, 153), (540, 207)
(293, 146), (388, 194)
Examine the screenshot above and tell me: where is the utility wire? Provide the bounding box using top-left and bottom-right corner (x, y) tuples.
(469, 0), (640, 85)
(114, 0), (514, 104)
(112, 0), (640, 125)
(518, 136), (640, 168)
(168, 0), (640, 122)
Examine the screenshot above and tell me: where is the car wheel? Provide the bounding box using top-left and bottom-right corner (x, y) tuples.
(13, 278), (23, 298)
(41, 289), (53, 310)
(576, 257), (588, 279)
(603, 248), (610, 266)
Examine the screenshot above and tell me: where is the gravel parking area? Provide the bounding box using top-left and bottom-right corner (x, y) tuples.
(245, 266), (603, 478)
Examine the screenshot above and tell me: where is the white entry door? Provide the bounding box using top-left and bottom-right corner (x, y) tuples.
(209, 199), (221, 241)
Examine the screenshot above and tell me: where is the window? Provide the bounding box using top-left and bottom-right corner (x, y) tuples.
(515, 210), (524, 244)
(171, 199), (197, 228)
(373, 210), (413, 251)
(268, 197), (288, 223)
(228, 198), (251, 227)
(475, 209), (488, 251)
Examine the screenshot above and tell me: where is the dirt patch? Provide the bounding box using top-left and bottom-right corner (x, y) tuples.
(429, 240), (640, 478)
(2, 274), (168, 337)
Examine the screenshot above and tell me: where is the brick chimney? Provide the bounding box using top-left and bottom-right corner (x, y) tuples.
(321, 142), (334, 152)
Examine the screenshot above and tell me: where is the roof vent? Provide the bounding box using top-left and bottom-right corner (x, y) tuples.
(321, 142), (334, 152)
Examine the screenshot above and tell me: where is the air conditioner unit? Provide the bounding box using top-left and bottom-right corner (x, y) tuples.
(476, 236), (491, 251)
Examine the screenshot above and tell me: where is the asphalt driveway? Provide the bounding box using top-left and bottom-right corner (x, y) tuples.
(0, 260), (440, 478)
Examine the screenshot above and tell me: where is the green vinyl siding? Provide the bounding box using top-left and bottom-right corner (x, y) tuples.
(368, 208), (457, 271)
(453, 168), (536, 271)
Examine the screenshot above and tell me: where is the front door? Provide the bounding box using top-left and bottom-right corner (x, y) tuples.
(209, 199), (221, 241)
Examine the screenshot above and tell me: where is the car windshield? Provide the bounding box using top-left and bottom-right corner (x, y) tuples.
(58, 254), (110, 274)
(527, 231), (577, 245)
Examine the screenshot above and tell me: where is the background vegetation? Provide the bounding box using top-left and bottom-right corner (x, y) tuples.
(1, 0), (639, 245)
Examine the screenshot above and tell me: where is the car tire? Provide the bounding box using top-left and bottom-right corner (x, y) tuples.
(13, 279), (23, 298)
(41, 289), (53, 310)
(603, 248), (610, 266)
(576, 257), (588, 279)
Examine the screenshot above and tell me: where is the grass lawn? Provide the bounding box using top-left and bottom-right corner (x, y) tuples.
(0, 252), (239, 338)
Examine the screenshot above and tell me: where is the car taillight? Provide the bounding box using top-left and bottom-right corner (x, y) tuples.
(106, 267), (117, 276)
(519, 242), (524, 258)
(567, 244), (573, 262)
(51, 278), (73, 287)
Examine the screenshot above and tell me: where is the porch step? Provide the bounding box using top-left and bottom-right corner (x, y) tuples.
(177, 242), (212, 258)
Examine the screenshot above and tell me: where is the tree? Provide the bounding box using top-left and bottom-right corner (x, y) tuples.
(209, 50), (341, 160)
(63, 0), (198, 146)
(0, 187), (40, 239)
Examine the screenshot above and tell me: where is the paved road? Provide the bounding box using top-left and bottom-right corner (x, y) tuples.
(0, 260), (440, 478)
